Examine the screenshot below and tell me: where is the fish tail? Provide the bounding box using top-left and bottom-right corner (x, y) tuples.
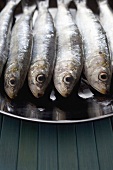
(98, 0), (107, 2)
(6, 0), (21, 5)
(36, 0), (49, 10)
(57, 0), (72, 6)
(22, 0), (36, 14)
(74, 0), (86, 6)
(97, 0), (107, 5)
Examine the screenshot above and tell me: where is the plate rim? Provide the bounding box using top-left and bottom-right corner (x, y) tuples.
(0, 109), (113, 124)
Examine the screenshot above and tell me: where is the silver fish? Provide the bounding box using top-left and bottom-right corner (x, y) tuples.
(28, 0), (56, 98)
(54, 0), (83, 97)
(0, 0), (21, 77)
(74, 0), (112, 94)
(97, 0), (113, 71)
(4, 0), (36, 99)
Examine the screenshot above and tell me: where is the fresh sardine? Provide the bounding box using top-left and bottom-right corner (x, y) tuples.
(97, 0), (113, 71)
(4, 0), (36, 99)
(54, 0), (83, 97)
(0, 0), (21, 77)
(28, 0), (56, 98)
(74, 0), (112, 94)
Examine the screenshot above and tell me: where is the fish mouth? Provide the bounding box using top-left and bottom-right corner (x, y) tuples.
(91, 85), (108, 95)
(59, 93), (69, 98)
(6, 90), (18, 99)
(55, 86), (71, 97)
(35, 92), (44, 98)
(29, 84), (44, 98)
(61, 92), (70, 97)
(96, 88), (107, 95)
(31, 90), (44, 98)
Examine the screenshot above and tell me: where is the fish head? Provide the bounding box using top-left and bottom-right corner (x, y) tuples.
(28, 61), (51, 98)
(4, 65), (20, 99)
(54, 61), (82, 97)
(87, 65), (111, 94)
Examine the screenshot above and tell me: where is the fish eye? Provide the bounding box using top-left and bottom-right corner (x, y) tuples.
(9, 78), (16, 87)
(36, 74), (46, 83)
(63, 75), (74, 85)
(98, 72), (108, 82)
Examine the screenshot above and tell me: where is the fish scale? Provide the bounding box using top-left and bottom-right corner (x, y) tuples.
(4, 0), (36, 99)
(28, 0), (56, 98)
(74, 0), (112, 94)
(0, 0), (21, 78)
(53, 0), (83, 97)
(97, 0), (113, 71)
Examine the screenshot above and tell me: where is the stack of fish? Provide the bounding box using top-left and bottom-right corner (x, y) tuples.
(0, 0), (113, 99)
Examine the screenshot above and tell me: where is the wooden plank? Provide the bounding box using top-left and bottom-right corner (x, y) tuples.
(38, 123), (58, 170)
(0, 114), (3, 138)
(76, 122), (99, 170)
(94, 118), (113, 170)
(17, 121), (38, 170)
(0, 115), (20, 170)
(58, 124), (78, 170)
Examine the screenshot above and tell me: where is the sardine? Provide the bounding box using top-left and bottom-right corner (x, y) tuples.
(4, 0), (36, 99)
(0, 0), (21, 77)
(54, 0), (83, 97)
(74, 0), (112, 94)
(28, 0), (56, 98)
(97, 0), (113, 71)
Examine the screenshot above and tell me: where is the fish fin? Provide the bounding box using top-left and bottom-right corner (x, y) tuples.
(6, 0), (21, 5)
(57, 0), (72, 6)
(36, 0), (49, 9)
(22, 0), (36, 14)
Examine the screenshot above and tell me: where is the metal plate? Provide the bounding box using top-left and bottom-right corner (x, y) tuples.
(0, 3), (113, 123)
(0, 78), (113, 123)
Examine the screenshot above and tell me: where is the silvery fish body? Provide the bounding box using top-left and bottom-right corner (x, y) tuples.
(74, 0), (112, 94)
(28, 0), (56, 98)
(4, 1), (35, 99)
(54, 0), (83, 97)
(97, 0), (113, 71)
(0, 0), (21, 77)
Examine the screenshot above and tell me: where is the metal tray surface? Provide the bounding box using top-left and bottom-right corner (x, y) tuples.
(0, 79), (113, 123)
(0, 3), (113, 123)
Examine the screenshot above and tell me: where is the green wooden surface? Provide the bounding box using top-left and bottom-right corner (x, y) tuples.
(17, 121), (38, 170)
(38, 124), (58, 170)
(94, 118), (113, 170)
(0, 114), (3, 138)
(0, 116), (20, 170)
(58, 124), (78, 170)
(76, 122), (99, 170)
(0, 114), (113, 170)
